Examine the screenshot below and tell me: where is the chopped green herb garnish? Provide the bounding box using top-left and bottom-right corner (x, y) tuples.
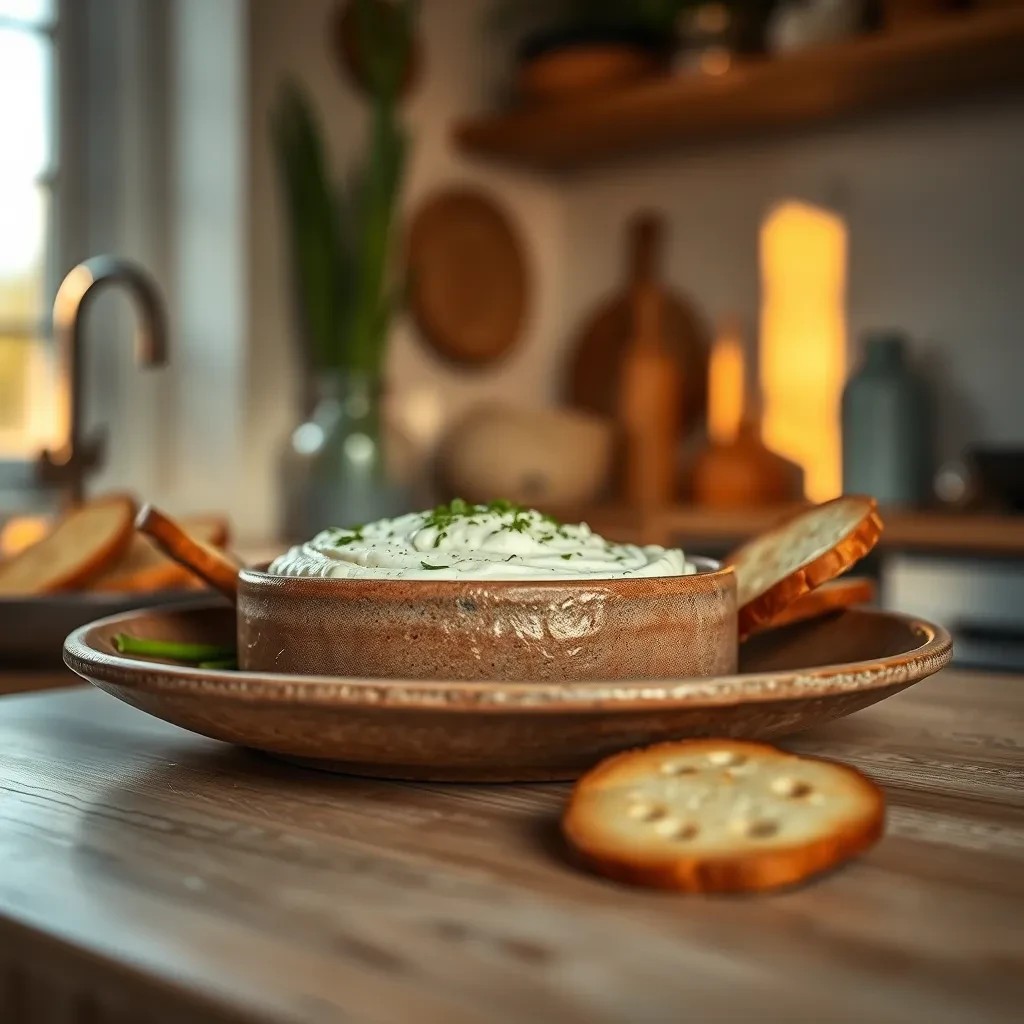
(420, 561), (449, 570)
(560, 553), (574, 560)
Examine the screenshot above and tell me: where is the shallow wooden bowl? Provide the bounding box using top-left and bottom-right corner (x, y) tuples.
(237, 557), (737, 682)
(64, 603), (951, 782)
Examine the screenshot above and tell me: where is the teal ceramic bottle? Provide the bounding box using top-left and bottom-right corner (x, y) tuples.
(841, 331), (933, 508)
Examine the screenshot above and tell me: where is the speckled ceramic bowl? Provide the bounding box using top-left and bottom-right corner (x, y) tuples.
(237, 556), (737, 682)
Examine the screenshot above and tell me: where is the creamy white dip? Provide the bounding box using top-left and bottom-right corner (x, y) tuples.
(269, 500), (695, 581)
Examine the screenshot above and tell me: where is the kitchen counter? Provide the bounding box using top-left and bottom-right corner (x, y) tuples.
(0, 672), (1021, 1024)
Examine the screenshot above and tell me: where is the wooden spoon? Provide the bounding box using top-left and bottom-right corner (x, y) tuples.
(135, 504), (241, 602)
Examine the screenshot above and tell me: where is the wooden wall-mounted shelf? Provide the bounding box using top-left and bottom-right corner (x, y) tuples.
(456, 10), (1024, 172)
(575, 504), (1024, 558)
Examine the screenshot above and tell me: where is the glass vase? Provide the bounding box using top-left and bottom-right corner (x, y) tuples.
(281, 372), (415, 541)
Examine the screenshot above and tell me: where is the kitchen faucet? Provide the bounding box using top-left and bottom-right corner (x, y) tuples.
(36, 256), (168, 508)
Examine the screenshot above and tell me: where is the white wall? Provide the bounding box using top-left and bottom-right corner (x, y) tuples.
(245, 0), (567, 539)
(244, 0), (1024, 536)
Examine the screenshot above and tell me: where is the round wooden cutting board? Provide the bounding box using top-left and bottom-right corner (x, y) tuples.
(565, 214), (709, 434)
(407, 187), (529, 367)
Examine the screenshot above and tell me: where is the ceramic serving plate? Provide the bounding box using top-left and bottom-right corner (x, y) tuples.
(64, 601), (951, 782)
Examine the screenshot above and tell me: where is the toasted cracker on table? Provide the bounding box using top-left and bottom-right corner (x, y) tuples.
(0, 493), (137, 596)
(91, 514), (230, 593)
(563, 739), (885, 893)
(726, 495), (883, 640)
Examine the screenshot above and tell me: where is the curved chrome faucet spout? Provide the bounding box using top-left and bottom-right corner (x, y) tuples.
(37, 256), (168, 507)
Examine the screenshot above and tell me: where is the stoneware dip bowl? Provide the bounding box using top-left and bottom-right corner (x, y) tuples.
(237, 556), (737, 682)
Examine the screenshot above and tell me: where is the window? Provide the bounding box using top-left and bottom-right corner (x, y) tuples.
(0, 0), (58, 457)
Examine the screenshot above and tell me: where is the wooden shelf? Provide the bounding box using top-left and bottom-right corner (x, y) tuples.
(578, 504), (1024, 558)
(456, 10), (1024, 172)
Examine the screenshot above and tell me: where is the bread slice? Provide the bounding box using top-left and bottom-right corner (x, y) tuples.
(135, 503), (241, 599)
(725, 496), (883, 640)
(563, 739), (884, 893)
(90, 514), (230, 593)
(0, 494), (137, 596)
(747, 577), (876, 635)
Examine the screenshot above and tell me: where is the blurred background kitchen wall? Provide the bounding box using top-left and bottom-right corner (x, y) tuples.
(4, 0), (1022, 533)
(245, 0), (1024, 531)
(245, 0), (569, 539)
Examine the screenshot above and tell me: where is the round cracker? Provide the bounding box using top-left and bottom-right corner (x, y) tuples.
(747, 577), (876, 635)
(725, 496), (883, 640)
(563, 739), (885, 893)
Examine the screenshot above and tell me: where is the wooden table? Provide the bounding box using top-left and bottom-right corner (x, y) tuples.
(0, 671), (1021, 1024)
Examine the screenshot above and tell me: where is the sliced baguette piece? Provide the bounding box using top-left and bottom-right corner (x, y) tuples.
(135, 503), (241, 599)
(90, 514), (231, 593)
(747, 577), (877, 635)
(0, 493), (137, 596)
(725, 495), (883, 640)
(564, 739), (884, 893)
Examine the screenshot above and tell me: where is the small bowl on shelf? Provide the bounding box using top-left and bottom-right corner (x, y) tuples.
(515, 24), (669, 103)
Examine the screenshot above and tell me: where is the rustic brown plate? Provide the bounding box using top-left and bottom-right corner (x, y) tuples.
(64, 602), (951, 782)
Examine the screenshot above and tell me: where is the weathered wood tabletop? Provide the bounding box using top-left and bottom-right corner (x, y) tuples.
(0, 670), (1021, 1024)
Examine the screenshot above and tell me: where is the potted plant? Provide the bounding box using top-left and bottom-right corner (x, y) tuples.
(272, 0), (416, 538)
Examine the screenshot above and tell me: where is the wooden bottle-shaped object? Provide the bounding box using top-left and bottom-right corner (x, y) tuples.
(618, 216), (682, 509)
(693, 319), (804, 508)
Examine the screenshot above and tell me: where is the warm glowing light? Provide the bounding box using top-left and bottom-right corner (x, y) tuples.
(759, 201), (846, 502)
(707, 318), (745, 445)
(0, 338), (58, 456)
(0, 514), (50, 557)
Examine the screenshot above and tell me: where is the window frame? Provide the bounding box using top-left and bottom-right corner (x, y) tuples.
(0, 0), (78, 464)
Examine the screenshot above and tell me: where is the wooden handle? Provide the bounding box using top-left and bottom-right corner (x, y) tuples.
(135, 504), (241, 602)
(627, 212), (664, 285)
